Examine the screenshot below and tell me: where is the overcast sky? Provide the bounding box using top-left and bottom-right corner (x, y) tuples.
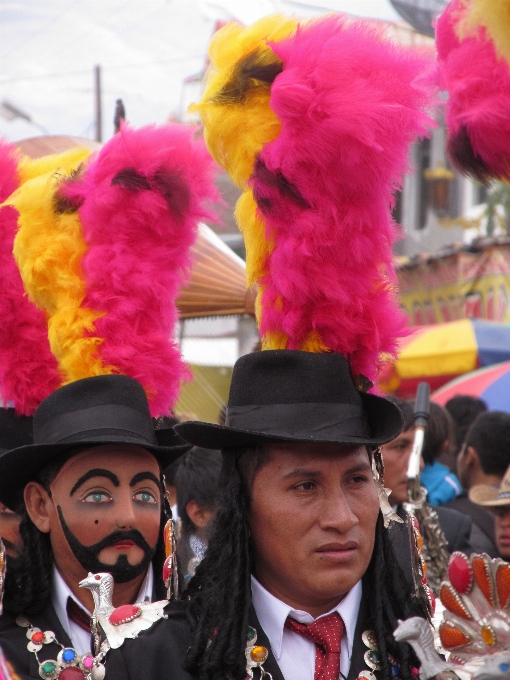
(0, 0), (403, 143)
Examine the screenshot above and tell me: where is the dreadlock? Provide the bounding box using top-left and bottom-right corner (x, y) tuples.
(184, 446), (428, 680)
(3, 506), (54, 616)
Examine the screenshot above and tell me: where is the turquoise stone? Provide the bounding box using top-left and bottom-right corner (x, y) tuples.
(247, 627), (256, 641)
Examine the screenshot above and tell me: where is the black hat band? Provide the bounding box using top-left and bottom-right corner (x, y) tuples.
(36, 404), (157, 446)
(225, 403), (370, 440)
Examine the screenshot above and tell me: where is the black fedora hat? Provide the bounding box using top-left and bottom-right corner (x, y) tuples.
(175, 350), (403, 449)
(0, 374), (190, 510)
(0, 408), (33, 455)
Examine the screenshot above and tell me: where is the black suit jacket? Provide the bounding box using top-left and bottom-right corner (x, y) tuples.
(0, 606), (75, 680)
(445, 493), (498, 558)
(104, 593), (377, 680)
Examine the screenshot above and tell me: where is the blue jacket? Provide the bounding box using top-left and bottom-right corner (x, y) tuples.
(421, 460), (461, 505)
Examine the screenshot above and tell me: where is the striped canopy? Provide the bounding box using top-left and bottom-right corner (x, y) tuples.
(432, 361), (510, 413)
(378, 319), (510, 398)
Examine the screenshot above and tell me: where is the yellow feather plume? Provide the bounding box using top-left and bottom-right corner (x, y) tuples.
(192, 14), (298, 188)
(8, 150), (113, 384)
(17, 147), (91, 184)
(458, 0), (510, 64)
(194, 15), (297, 345)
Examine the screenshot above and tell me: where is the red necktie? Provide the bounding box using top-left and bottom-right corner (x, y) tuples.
(285, 612), (343, 680)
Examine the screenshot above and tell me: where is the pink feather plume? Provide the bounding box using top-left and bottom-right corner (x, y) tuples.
(62, 123), (219, 416)
(0, 139), (61, 414)
(436, 0), (510, 183)
(250, 15), (436, 381)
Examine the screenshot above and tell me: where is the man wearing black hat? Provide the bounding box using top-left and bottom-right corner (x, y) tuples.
(104, 351), (430, 680)
(0, 374), (188, 680)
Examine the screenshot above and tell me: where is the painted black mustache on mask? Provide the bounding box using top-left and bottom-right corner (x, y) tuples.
(57, 506), (156, 583)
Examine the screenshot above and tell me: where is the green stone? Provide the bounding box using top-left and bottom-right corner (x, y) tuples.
(247, 627), (256, 641)
(367, 651), (380, 664)
(41, 662), (56, 676)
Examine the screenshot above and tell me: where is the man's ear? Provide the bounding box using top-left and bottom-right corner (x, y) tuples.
(186, 499), (210, 530)
(465, 445), (479, 468)
(24, 482), (53, 534)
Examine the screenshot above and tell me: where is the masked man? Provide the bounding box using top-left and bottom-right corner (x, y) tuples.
(0, 374), (187, 680)
(104, 351), (431, 680)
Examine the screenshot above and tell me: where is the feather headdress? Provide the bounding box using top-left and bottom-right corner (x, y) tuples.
(10, 124), (218, 416)
(436, 0), (510, 183)
(0, 142), (84, 414)
(197, 14), (436, 381)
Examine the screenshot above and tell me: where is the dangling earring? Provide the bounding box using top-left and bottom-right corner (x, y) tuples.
(0, 538), (6, 615)
(162, 517), (179, 600)
(372, 447), (403, 528)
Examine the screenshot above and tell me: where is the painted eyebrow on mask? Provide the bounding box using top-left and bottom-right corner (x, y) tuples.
(130, 471), (161, 487)
(70, 469), (120, 496)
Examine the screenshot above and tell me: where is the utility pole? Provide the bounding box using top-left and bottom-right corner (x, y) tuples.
(94, 64), (102, 143)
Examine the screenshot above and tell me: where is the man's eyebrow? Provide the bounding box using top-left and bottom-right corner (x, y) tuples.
(283, 468), (322, 479)
(70, 469), (120, 496)
(344, 461), (372, 475)
(130, 471), (161, 487)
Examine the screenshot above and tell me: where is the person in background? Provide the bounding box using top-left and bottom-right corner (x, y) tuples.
(175, 447), (222, 580)
(469, 463), (510, 560)
(445, 394), (487, 455)
(420, 402), (461, 505)
(382, 397), (471, 556)
(163, 459), (182, 521)
(0, 409), (33, 559)
(447, 411), (510, 557)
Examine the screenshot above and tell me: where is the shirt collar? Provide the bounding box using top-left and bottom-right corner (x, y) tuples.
(51, 563), (154, 635)
(251, 575), (362, 660)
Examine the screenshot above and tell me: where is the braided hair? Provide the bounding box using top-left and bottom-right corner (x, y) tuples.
(184, 446), (428, 680)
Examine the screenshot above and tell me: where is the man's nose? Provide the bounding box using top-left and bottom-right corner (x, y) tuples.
(115, 491), (136, 529)
(319, 489), (359, 532)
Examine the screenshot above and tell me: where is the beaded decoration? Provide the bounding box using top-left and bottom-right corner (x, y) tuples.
(15, 615), (94, 680)
(162, 519), (179, 600)
(245, 627), (271, 680)
(0, 538), (6, 616)
(439, 552), (510, 661)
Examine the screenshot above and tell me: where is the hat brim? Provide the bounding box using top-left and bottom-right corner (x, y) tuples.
(469, 484), (510, 507)
(175, 392), (403, 450)
(0, 433), (190, 511)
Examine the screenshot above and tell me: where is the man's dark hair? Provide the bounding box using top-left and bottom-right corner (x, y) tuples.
(465, 411), (510, 476)
(184, 445), (428, 680)
(163, 458), (182, 487)
(445, 395), (487, 450)
(3, 448), (167, 616)
(385, 396), (414, 431)
(176, 447), (222, 538)
(421, 402), (455, 466)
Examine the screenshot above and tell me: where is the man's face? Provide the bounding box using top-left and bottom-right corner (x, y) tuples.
(494, 506), (510, 558)
(380, 427), (417, 505)
(248, 442), (379, 615)
(0, 503), (22, 558)
(31, 445), (162, 586)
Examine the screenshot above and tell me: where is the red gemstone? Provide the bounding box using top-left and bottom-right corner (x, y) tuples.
(448, 552), (473, 594)
(31, 631), (45, 644)
(59, 668), (84, 680)
(108, 604), (142, 626)
(162, 556), (172, 584)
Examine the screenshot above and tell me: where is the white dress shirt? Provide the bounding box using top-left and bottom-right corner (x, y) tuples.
(51, 564), (154, 655)
(251, 576), (362, 680)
